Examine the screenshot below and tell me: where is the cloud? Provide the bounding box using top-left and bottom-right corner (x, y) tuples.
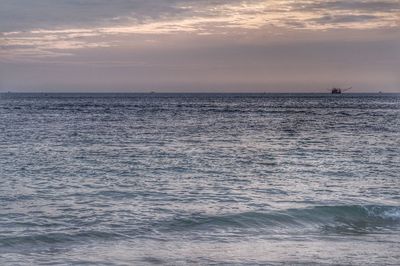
(313, 14), (380, 24)
(0, 0), (245, 31)
(1, 0), (399, 60)
(2, 0), (399, 32)
(294, 0), (400, 29)
(299, 1), (400, 12)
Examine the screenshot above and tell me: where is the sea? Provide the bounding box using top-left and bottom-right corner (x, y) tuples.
(0, 93), (399, 265)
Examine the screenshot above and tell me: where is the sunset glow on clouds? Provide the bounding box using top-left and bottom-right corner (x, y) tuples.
(2, 0), (400, 58)
(1, 0), (399, 91)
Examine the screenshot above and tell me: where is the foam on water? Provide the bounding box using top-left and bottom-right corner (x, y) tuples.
(0, 93), (399, 265)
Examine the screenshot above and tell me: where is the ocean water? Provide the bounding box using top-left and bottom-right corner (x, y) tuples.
(0, 93), (399, 265)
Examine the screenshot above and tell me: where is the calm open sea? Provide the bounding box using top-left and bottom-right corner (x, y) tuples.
(0, 93), (399, 265)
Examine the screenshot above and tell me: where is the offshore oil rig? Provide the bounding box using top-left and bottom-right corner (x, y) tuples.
(331, 87), (352, 94)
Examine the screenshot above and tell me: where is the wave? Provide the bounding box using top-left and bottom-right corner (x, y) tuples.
(1, 205), (398, 248)
(0, 231), (123, 248)
(163, 205), (400, 235)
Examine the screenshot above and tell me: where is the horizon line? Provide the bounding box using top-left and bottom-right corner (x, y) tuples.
(1, 91), (398, 94)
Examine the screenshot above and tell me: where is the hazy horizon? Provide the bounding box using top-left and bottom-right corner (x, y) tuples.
(1, 0), (399, 93)
(1, 90), (399, 94)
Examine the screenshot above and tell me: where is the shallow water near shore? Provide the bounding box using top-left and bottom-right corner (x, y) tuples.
(0, 93), (399, 265)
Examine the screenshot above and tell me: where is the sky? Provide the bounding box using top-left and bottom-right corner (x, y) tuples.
(0, 0), (399, 92)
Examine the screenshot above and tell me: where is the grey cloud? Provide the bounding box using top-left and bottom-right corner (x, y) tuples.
(0, 0), (243, 32)
(1, 0), (398, 34)
(313, 14), (379, 24)
(296, 0), (400, 12)
(0, 0), (177, 31)
(289, 1), (400, 28)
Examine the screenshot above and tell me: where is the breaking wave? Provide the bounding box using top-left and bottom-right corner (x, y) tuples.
(163, 205), (400, 235)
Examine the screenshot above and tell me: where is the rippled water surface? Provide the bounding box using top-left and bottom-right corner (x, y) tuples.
(0, 93), (399, 265)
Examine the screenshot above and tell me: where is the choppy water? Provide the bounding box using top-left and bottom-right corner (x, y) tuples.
(0, 93), (399, 265)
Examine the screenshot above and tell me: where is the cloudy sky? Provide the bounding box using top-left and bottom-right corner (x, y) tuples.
(1, 0), (399, 92)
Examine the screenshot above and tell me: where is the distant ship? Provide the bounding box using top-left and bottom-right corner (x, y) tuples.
(331, 87), (352, 94)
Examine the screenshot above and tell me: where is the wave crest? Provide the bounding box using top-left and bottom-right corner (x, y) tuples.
(163, 205), (400, 235)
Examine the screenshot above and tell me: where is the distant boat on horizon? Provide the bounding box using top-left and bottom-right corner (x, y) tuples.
(331, 87), (352, 94)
